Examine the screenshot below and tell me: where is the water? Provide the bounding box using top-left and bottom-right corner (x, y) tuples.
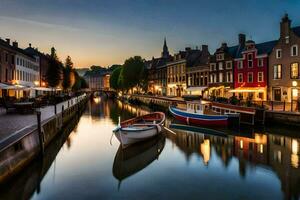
(2, 98), (300, 200)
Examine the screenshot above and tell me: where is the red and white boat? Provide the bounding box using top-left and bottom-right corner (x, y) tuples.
(169, 101), (230, 126)
(113, 112), (165, 147)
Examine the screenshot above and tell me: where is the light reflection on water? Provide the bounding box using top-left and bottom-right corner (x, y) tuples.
(1, 98), (300, 200)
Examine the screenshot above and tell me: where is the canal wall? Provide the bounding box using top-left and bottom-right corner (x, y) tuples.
(265, 111), (300, 127)
(0, 94), (89, 183)
(0, 106), (84, 200)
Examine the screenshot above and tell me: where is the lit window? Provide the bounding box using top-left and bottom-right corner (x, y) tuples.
(274, 65), (282, 79)
(276, 49), (282, 59)
(219, 73), (223, 82)
(226, 72), (232, 82)
(240, 140), (243, 149)
(291, 63), (299, 79)
(248, 72), (253, 83)
(258, 72), (264, 82)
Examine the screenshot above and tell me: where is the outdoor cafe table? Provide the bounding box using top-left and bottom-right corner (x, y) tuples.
(14, 102), (34, 114)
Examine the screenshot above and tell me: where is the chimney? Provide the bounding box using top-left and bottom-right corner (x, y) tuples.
(6, 38), (10, 45)
(12, 41), (18, 48)
(185, 47), (191, 51)
(238, 34), (246, 47)
(221, 43), (227, 48)
(280, 13), (291, 38)
(202, 45), (208, 53)
(29, 43), (32, 48)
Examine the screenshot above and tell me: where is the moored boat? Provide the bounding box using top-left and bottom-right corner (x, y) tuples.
(113, 112), (165, 147)
(169, 101), (235, 126)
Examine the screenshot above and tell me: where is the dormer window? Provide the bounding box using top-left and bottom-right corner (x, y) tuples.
(291, 45), (298, 56)
(216, 54), (224, 61)
(276, 49), (282, 59)
(210, 63), (216, 71)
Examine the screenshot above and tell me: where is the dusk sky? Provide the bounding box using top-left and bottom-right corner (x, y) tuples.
(0, 0), (299, 68)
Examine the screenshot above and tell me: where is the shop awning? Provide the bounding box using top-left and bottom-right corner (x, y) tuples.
(229, 87), (266, 93)
(186, 86), (207, 92)
(0, 83), (28, 90)
(33, 87), (54, 91)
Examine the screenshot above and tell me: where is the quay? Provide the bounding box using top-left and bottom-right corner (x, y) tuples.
(0, 93), (89, 183)
(129, 94), (300, 126)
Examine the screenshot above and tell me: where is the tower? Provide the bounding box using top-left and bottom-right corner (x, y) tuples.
(161, 37), (169, 58)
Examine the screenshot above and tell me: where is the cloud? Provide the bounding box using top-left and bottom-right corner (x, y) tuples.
(0, 15), (80, 32)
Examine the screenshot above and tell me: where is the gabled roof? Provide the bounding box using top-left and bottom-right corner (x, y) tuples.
(0, 38), (35, 59)
(292, 26), (300, 37)
(255, 40), (277, 55)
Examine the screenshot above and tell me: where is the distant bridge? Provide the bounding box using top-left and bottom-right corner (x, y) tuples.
(91, 88), (117, 98)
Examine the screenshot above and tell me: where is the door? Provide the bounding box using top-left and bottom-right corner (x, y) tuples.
(274, 88), (281, 101)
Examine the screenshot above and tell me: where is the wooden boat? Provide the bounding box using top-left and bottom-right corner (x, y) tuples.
(113, 134), (165, 189)
(169, 101), (232, 126)
(113, 112), (165, 147)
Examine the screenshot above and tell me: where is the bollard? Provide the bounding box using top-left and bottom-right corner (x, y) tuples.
(36, 111), (44, 155)
(291, 100), (293, 112)
(283, 101), (285, 111)
(62, 105), (64, 119)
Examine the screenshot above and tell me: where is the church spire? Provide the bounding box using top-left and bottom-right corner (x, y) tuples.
(161, 37), (169, 58)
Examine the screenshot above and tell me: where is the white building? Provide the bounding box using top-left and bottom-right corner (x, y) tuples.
(13, 42), (40, 97)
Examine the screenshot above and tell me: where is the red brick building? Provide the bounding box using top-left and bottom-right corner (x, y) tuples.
(232, 40), (276, 101)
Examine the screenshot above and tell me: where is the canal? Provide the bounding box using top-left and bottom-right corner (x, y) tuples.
(1, 97), (300, 200)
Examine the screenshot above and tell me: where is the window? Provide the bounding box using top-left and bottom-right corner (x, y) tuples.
(274, 65), (282, 79)
(210, 63), (216, 71)
(219, 73), (223, 82)
(248, 54), (253, 68)
(238, 73), (243, 83)
(291, 45), (298, 56)
(17, 58), (19, 65)
(258, 72), (264, 82)
(218, 62), (223, 70)
(258, 58), (263, 67)
(276, 49), (282, 59)
(285, 36), (290, 44)
(248, 72), (253, 83)
(291, 63), (299, 79)
(5, 53), (8, 62)
(238, 61), (243, 69)
(226, 61), (232, 69)
(216, 54), (224, 61)
(226, 72), (232, 82)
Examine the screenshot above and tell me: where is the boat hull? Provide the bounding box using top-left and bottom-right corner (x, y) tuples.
(114, 125), (162, 147)
(169, 107), (228, 126)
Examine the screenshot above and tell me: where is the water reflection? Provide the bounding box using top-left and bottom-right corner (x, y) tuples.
(167, 125), (300, 200)
(2, 98), (300, 200)
(113, 134), (165, 189)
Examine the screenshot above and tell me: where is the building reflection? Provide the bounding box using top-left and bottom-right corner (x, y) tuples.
(166, 127), (300, 200)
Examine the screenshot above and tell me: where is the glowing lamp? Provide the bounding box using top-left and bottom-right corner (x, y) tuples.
(292, 81), (298, 87)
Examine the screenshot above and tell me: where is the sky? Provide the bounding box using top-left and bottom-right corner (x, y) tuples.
(0, 0), (300, 68)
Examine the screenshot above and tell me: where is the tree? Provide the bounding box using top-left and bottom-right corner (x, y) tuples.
(119, 56), (145, 91)
(110, 66), (122, 91)
(46, 47), (62, 88)
(62, 56), (74, 90)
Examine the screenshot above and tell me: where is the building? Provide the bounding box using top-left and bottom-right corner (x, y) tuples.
(167, 48), (201, 97)
(232, 40), (276, 101)
(0, 38), (16, 97)
(147, 38), (171, 96)
(208, 34), (245, 99)
(25, 44), (51, 87)
(269, 14), (300, 102)
(84, 66), (111, 90)
(186, 45), (210, 98)
(0, 39), (40, 98)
